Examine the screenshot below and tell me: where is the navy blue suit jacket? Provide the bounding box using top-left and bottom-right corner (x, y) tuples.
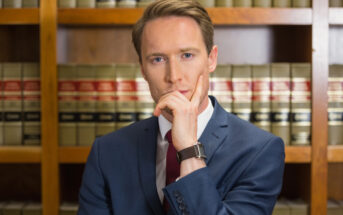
(78, 96), (285, 215)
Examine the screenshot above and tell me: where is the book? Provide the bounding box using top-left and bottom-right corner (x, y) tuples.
(234, 0), (252, 7)
(271, 63), (291, 146)
(0, 63), (3, 146)
(252, 64), (271, 132)
(96, 0), (115, 7)
(232, 65), (252, 122)
(23, 63), (41, 146)
(292, 0), (311, 7)
(22, 203), (42, 215)
(58, 0), (77, 8)
(197, 0), (215, 7)
(117, 0), (136, 7)
(3, 63), (23, 146)
(210, 64), (232, 113)
(115, 64), (137, 130)
(272, 200), (290, 215)
(216, 0), (233, 6)
(95, 64), (116, 137)
(254, 0), (272, 7)
(58, 64), (78, 146)
(77, 0), (95, 7)
(288, 200), (308, 215)
(137, 0), (155, 7)
(135, 64), (155, 121)
(328, 64), (343, 145)
(0, 0), (2, 7)
(273, 0), (291, 7)
(330, 0), (343, 7)
(3, 202), (25, 215)
(3, 0), (22, 8)
(59, 203), (78, 215)
(290, 63), (311, 146)
(77, 65), (96, 146)
(327, 200), (343, 215)
(22, 0), (39, 7)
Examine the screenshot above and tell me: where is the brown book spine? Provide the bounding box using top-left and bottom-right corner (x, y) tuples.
(234, 0), (252, 7)
(136, 65), (154, 121)
(292, 0), (311, 7)
(330, 0), (343, 7)
(254, 0), (272, 7)
(23, 63), (41, 146)
(328, 65), (343, 145)
(58, 0), (77, 8)
(197, 0), (215, 7)
(3, 0), (22, 8)
(272, 0), (291, 7)
(77, 0), (95, 7)
(211, 64), (232, 112)
(216, 0), (233, 6)
(58, 64), (78, 146)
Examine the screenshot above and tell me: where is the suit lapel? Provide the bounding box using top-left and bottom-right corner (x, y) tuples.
(138, 117), (165, 215)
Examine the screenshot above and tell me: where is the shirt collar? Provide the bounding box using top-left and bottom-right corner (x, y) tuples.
(158, 97), (214, 141)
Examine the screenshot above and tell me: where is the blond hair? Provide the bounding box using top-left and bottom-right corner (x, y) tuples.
(132, 0), (214, 62)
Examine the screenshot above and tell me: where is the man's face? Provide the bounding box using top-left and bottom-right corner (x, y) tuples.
(140, 16), (217, 113)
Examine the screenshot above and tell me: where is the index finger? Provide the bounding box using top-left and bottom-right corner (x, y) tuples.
(190, 74), (203, 106)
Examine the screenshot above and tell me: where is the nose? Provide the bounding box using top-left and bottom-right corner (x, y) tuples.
(166, 56), (182, 83)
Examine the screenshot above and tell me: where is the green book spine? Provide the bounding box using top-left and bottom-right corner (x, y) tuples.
(273, 0), (291, 7)
(96, 0), (115, 7)
(136, 64), (154, 121)
(137, 0), (155, 7)
(330, 0), (343, 7)
(271, 63), (291, 146)
(77, 0), (95, 7)
(77, 65), (96, 146)
(211, 64), (232, 113)
(3, 0), (22, 8)
(252, 64), (271, 132)
(292, 0), (311, 7)
(22, 0), (38, 7)
(0, 0), (2, 7)
(59, 203), (78, 215)
(232, 65), (252, 122)
(58, 0), (76, 8)
(22, 203), (42, 215)
(117, 0), (136, 7)
(0, 63), (3, 146)
(197, 0), (215, 7)
(254, 0), (272, 7)
(3, 202), (25, 215)
(95, 64), (116, 137)
(115, 64), (137, 130)
(216, 0), (233, 7)
(328, 65), (343, 145)
(3, 63), (23, 146)
(58, 64), (78, 146)
(288, 200), (308, 215)
(272, 200), (290, 215)
(234, 0), (252, 7)
(23, 63), (41, 146)
(290, 63), (311, 146)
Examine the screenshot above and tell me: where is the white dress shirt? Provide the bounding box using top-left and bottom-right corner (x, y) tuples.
(155, 98), (214, 203)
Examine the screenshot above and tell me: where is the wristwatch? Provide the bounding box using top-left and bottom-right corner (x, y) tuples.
(176, 142), (206, 163)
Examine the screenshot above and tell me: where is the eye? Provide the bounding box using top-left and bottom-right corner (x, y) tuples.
(182, 53), (193, 59)
(152, 56), (165, 64)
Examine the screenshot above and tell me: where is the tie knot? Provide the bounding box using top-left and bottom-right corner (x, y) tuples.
(166, 130), (173, 143)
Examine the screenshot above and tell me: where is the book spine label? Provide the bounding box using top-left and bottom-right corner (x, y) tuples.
(252, 76), (271, 131)
(58, 0), (77, 8)
(136, 70), (154, 121)
(211, 64), (232, 113)
(272, 0), (291, 7)
(232, 74), (252, 121)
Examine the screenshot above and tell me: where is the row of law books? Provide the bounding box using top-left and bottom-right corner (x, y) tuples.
(58, 0), (155, 8)
(0, 0), (39, 8)
(0, 63), (41, 146)
(0, 202), (78, 215)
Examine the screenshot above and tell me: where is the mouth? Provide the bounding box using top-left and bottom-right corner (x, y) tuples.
(178, 90), (189, 95)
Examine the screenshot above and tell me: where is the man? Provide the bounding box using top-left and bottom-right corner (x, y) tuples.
(78, 0), (285, 214)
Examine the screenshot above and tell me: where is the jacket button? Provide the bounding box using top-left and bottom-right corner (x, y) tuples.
(176, 197), (183, 203)
(178, 203), (186, 210)
(173, 190), (181, 198)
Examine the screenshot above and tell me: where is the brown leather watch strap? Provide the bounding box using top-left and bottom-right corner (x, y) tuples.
(176, 143), (206, 163)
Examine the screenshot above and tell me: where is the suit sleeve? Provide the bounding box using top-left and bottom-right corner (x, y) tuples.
(163, 137), (285, 215)
(78, 139), (113, 215)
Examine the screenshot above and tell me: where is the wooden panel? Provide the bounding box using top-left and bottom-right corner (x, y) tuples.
(329, 8), (343, 25)
(311, 0), (329, 214)
(0, 9), (39, 25)
(58, 8), (312, 25)
(0, 147), (41, 163)
(59, 147), (91, 163)
(328, 163), (343, 200)
(40, 0), (59, 214)
(285, 146), (311, 163)
(328, 146), (343, 162)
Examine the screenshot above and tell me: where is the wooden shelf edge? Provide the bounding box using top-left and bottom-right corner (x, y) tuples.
(329, 8), (343, 25)
(58, 8), (312, 25)
(285, 146), (311, 163)
(0, 8), (40, 25)
(0, 146), (42, 163)
(328, 145), (343, 162)
(59, 146), (91, 163)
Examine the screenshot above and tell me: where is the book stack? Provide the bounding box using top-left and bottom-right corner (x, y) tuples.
(60, 202), (78, 215)
(0, 202), (42, 215)
(272, 199), (308, 215)
(330, 0), (343, 7)
(210, 64), (232, 113)
(2, 0), (39, 8)
(328, 65), (343, 145)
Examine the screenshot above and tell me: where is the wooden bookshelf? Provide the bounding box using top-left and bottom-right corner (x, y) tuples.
(58, 8), (312, 25)
(0, 9), (40, 25)
(328, 146), (343, 162)
(329, 8), (343, 25)
(0, 147), (41, 163)
(59, 147), (91, 163)
(285, 146), (311, 163)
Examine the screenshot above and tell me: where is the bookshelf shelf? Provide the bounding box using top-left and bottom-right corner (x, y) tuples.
(0, 146), (41, 163)
(285, 146), (311, 163)
(329, 8), (343, 25)
(59, 146), (91, 163)
(0, 8), (40, 25)
(328, 146), (343, 162)
(58, 8), (312, 25)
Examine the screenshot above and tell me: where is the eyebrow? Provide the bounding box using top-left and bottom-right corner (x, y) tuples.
(145, 47), (201, 60)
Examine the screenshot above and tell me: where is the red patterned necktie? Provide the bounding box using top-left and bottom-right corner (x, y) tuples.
(163, 130), (180, 212)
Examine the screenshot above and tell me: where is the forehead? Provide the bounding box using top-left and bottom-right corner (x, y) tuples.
(141, 16), (205, 53)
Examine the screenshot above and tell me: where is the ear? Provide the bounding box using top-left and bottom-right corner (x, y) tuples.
(208, 45), (218, 73)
